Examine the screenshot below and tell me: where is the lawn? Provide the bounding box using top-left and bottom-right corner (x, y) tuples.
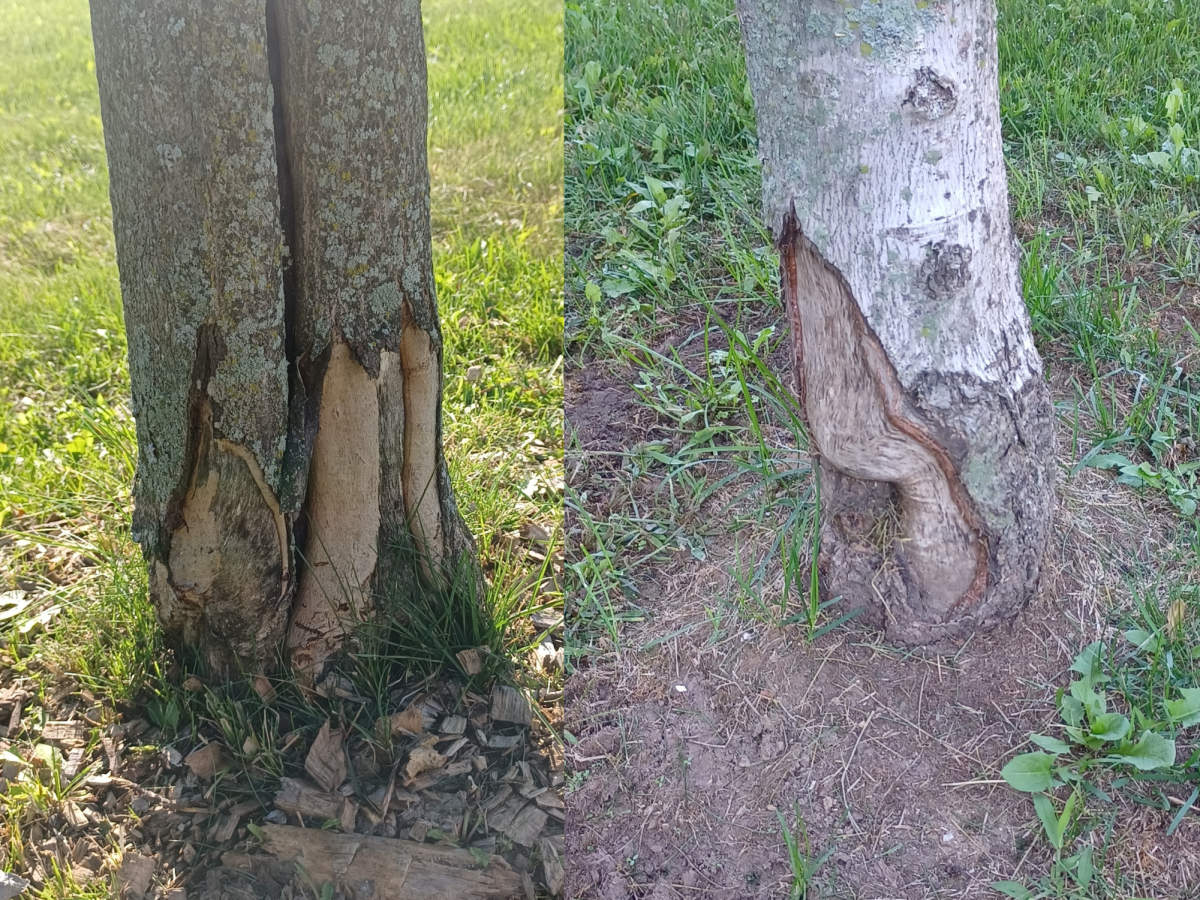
(0, 0), (563, 895)
(565, 0), (1200, 897)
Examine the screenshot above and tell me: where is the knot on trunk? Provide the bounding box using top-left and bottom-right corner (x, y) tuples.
(920, 241), (972, 300)
(903, 67), (957, 121)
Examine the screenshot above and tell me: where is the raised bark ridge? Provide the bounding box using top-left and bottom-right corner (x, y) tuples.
(90, 0), (478, 677)
(738, 0), (1056, 645)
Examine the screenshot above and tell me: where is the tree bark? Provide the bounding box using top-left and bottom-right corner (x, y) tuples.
(737, 0), (1054, 647)
(90, 0), (477, 678)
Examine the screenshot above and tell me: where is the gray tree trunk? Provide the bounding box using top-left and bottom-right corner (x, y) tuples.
(90, 0), (477, 678)
(737, 0), (1055, 647)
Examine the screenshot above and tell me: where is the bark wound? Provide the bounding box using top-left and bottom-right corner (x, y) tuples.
(920, 241), (972, 300)
(778, 210), (987, 622)
(400, 308), (445, 585)
(902, 68), (957, 121)
(161, 400), (290, 674)
(288, 340), (381, 675)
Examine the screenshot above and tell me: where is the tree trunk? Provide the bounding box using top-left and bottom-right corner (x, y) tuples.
(737, 0), (1055, 647)
(89, 0), (477, 678)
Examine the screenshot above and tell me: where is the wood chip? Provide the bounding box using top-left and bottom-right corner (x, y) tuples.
(487, 796), (523, 832)
(534, 792), (564, 810)
(404, 745), (446, 780)
(443, 736), (470, 757)
(389, 704), (424, 737)
(101, 735), (121, 775)
(41, 721), (87, 747)
(502, 804), (548, 847)
(116, 851), (154, 899)
(304, 719), (346, 792)
(487, 734), (522, 750)
(62, 799), (90, 828)
(273, 777), (343, 820)
(442, 759), (473, 778)
(6, 699), (21, 737)
(480, 785), (511, 813)
(209, 812), (239, 843)
(0, 590), (29, 621)
(440, 715), (467, 735)
(490, 686), (530, 726)
(0, 872), (28, 900)
(184, 743), (224, 780)
(252, 674), (277, 703)
(63, 746), (86, 779)
(535, 641), (561, 672)
(229, 798), (263, 819)
(538, 836), (564, 897)
(254, 824), (521, 899)
(339, 798), (359, 834)
(455, 647), (486, 675)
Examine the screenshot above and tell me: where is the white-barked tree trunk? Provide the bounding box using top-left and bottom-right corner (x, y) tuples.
(737, 0), (1055, 646)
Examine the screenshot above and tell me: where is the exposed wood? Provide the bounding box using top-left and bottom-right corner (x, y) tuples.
(272, 0), (478, 604)
(780, 224), (985, 613)
(737, 0), (1055, 646)
(400, 320), (445, 583)
(245, 824), (522, 899)
(288, 340), (380, 675)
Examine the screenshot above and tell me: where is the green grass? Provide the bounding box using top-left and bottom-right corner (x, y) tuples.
(0, 0), (561, 891)
(566, 0), (1200, 894)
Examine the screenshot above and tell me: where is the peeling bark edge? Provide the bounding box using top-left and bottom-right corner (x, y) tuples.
(779, 208), (999, 644)
(777, 204), (1055, 648)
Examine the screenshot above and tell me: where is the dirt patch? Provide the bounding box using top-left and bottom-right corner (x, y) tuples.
(564, 320), (1200, 898)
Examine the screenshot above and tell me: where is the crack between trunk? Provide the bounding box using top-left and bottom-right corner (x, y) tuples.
(266, 0), (298, 374)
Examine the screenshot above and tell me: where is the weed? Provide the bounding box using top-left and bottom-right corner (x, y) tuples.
(776, 802), (833, 899)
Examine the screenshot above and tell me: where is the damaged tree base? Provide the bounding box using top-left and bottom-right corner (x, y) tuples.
(89, 0), (479, 679)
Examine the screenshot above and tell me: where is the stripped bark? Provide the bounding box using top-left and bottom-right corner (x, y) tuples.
(738, 0), (1054, 646)
(90, 0), (478, 677)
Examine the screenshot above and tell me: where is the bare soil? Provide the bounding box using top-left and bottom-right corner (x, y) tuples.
(564, 320), (1200, 899)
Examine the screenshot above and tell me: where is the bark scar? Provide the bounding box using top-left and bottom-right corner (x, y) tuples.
(777, 203), (988, 616)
